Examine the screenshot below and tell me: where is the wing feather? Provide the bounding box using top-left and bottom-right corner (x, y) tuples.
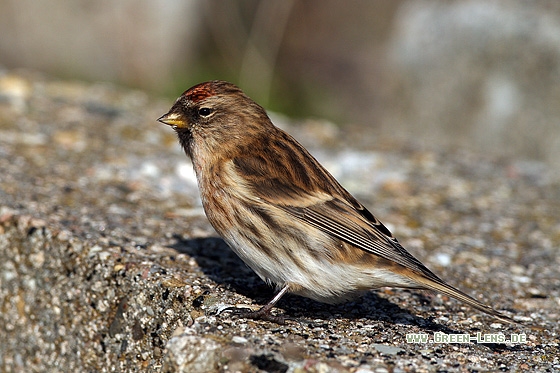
(277, 199), (441, 281)
(231, 140), (442, 282)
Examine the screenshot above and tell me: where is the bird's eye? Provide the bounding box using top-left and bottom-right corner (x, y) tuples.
(198, 107), (213, 117)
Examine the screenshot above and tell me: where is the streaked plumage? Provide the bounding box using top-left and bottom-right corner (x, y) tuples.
(158, 80), (514, 324)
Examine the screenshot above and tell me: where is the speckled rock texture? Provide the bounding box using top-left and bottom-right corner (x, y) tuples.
(0, 70), (559, 372)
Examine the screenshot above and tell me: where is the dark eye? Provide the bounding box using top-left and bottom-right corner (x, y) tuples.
(198, 107), (212, 117)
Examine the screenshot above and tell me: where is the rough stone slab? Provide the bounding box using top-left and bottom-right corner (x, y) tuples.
(1, 70), (559, 372)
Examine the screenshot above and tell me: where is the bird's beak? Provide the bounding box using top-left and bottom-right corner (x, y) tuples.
(157, 111), (188, 128)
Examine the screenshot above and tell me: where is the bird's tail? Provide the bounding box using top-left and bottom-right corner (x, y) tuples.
(409, 272), (517, 324)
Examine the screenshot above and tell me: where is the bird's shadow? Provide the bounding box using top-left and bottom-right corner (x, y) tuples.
(170, 235), (458, 334)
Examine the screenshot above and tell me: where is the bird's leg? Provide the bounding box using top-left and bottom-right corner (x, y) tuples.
(236, 284), (290, 324)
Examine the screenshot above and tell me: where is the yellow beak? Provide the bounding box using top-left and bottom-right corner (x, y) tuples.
(157, 112), (187, 128)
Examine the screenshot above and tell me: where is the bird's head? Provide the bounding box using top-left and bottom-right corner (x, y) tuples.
(158, 80), (271, 137)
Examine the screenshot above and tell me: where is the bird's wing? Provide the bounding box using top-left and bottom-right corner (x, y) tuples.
(277, 197), (436, 277)
(231, 151), (439, 280)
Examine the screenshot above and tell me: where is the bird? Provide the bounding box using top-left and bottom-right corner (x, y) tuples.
(158, 80), (515, 325)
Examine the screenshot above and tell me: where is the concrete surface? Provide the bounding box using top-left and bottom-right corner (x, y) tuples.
(0, 71), (558, 372)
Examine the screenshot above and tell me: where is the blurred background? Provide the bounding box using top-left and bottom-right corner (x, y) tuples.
(1, 0), (560, 169)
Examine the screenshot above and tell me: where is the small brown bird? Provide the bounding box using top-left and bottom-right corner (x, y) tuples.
(158, 80), (514, 324)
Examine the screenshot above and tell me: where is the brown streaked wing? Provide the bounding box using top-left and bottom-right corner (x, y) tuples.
(276, 200), (443, 282)
(231, 137), (445, 284)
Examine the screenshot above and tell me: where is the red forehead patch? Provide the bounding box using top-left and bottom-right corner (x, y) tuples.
(182, 82), (218, 103)
(182, 81), (242, 103)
